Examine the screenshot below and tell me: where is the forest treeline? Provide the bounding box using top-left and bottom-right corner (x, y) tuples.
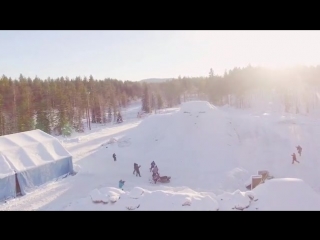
(1, 65), (320, 136)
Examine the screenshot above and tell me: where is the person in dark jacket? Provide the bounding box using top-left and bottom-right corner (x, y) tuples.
(296, 145), (302, 156)
(150, 161), (156, 172)
(113, 153), (116, 161)
(292, 153), (300, 164)
(133, 163), (138, 174)
(134, 164), (141, 177)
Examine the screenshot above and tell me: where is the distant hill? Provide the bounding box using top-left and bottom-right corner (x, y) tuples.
(140, 78), (173, 83)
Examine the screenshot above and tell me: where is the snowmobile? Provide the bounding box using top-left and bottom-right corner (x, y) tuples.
(152, 173), (171, 184)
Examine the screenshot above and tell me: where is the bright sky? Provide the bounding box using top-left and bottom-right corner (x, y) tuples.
(1, 30), (320, 81)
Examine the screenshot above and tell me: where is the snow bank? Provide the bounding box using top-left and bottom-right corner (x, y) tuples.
(127, 187), (146, 199)
(90, 189), (108, 203)
(249, 178), (320, 210)
(64, 184), (280, 211)
(219, 190), (253, 210)
(64, 185), (267, 211)
(99, 187), (125, 196)
(64, 186), (221, 211)
(89, 187), (126, 204)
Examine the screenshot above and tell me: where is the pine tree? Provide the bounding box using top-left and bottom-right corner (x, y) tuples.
(141, 83), (151, 113)
(151, 94), (156, 113)
(209, 68), (214, 78)
(157, 94), (163, 109)
(35, 108), (50, 133)
(107, 106), (112, 123)
(0, 94), (3, 136)
(62, 122), (73, 137)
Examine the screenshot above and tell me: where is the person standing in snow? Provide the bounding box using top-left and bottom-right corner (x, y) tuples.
(152, 171), (159, 183)
(135, 164), (141, 177)
(119, 180), (125, 190)
(136, 165), (142, 177)
(292, 153), (300, 164)
(133, 163), (138, 174)
(113, 153), (116, 161)
(296, 145), (302, 156)
(150, 161), (156, 172)
(152, 165), (159, 175)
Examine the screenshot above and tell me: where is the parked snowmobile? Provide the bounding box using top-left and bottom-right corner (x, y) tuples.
(152, 172), (171, 184)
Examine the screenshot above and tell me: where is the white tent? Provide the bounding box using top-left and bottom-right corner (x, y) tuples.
(0, 129), (73, 201)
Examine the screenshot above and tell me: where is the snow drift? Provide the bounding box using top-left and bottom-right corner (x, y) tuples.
(249, 178), (320, 210)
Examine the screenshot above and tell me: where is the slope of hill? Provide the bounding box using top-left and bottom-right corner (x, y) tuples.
(118, 101), (245, 193)
(1, 101), (320, 210)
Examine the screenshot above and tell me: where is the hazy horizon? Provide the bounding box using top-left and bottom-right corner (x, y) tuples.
(1, 30), (320, 81)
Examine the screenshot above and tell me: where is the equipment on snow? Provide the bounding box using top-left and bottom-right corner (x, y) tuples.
(152, 172), (170, 183)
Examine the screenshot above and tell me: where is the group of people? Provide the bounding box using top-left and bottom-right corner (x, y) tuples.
(291, 145), (302, 164)
(132, 161), (161, 182)
(113, 152), (162, 189)
(132, 161), (160, 178)
(118, 161), (160, 189)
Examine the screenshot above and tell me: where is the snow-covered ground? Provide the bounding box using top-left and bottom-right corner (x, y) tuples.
(1, 100), (320, 210)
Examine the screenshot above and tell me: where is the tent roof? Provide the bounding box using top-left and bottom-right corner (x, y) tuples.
(0, 129), (71, 178)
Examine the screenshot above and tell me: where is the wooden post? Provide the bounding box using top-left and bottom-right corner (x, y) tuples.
(251, 175), (263, 190)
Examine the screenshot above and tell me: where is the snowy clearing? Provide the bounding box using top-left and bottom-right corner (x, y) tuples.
(1, 100), (320, 210)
